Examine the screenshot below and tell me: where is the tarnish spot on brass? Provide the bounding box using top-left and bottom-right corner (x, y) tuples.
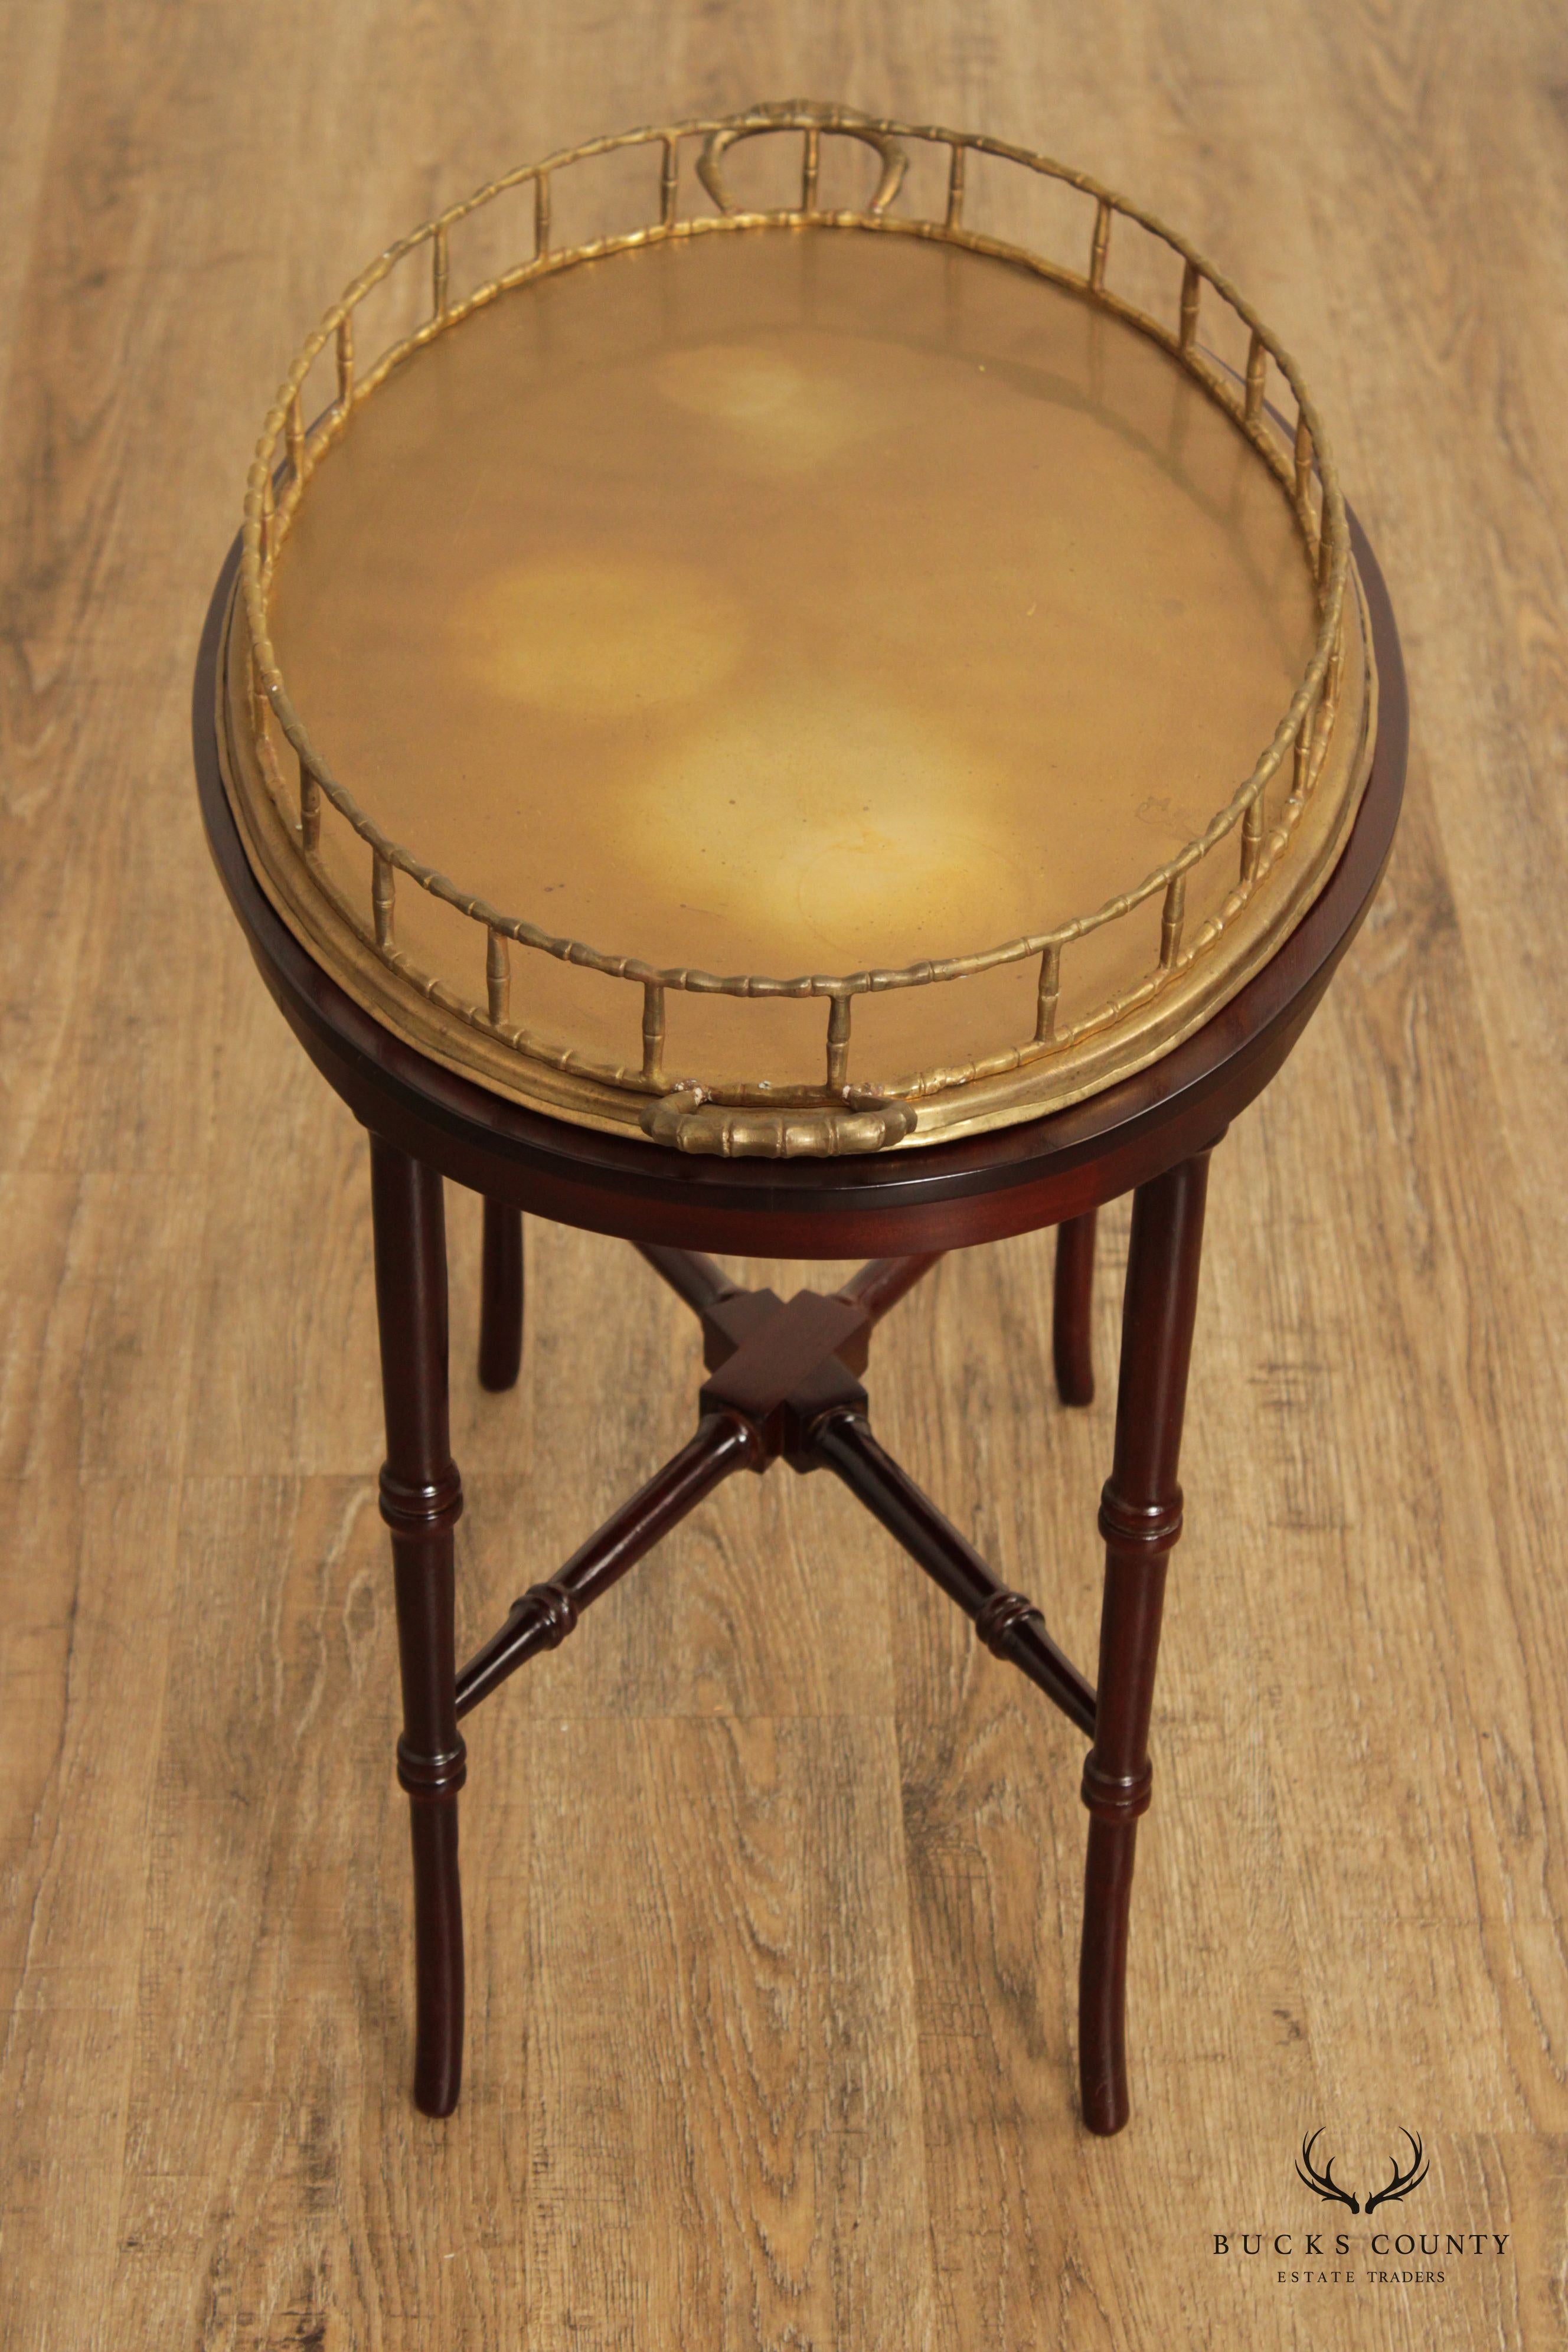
(655, 344), (883, 471)
(453, 556), (746, 718)
(629, 681), (1023, 961)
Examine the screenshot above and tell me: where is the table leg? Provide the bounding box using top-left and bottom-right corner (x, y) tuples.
(1078, 1153), (1210, 2135)
(1053, 1210), (1098, 1406)
(369, 1134), (466, 2117)
(478, 1197), (524, 1391)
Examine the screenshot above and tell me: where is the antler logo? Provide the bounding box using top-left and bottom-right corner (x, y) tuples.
(1295, 2128), (1429, 2216)
(1296, 2129), (1360, 2213)
(1364, 2130), (1429, 2214)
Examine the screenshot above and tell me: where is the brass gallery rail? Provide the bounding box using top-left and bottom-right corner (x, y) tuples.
(240, 103), (1349, 1133)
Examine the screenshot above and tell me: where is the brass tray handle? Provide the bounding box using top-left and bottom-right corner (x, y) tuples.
(641, 1090), (918, 1157)
(697, 103), (907, 218)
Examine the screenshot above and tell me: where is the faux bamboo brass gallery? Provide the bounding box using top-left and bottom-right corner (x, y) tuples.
(220, 103), (1375, 1156)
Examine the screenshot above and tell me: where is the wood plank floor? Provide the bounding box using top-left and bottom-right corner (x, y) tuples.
(4, 4), (1566, 2345)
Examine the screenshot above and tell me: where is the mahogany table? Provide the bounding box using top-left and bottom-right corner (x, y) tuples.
(194, 512), (1404, 2136)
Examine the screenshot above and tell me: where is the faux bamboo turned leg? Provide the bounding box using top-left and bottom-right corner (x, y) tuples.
(369, 1134), (466, 2118)
(1079, 1154), (1210, 2136)
(1053, 1210), (1097, 1406)
(478, 1197), (524, 1391)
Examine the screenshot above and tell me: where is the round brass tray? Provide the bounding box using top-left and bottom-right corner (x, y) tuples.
(221, 102), (1373, 1157)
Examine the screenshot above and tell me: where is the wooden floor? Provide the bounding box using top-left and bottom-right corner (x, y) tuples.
(4, 3), (1567, 2346)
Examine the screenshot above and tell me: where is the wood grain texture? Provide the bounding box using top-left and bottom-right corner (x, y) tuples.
(2, 2), (1566, 2346)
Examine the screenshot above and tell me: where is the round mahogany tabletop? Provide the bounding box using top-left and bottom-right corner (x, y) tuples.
(194, 512), (1405, 1259)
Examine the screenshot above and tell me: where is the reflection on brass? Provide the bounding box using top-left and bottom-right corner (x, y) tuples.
(225, 102), (1373, 1157)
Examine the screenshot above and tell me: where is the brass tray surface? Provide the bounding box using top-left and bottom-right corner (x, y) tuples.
(223, 106), (1372, 1155)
